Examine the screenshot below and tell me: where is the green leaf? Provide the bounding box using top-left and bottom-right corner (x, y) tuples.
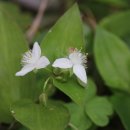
(53, 79), (86, 105)
(85, 97), (113, 127)
(94, 27), (130, 93)
(12, 100), (70, 130)
(110, 94), (130, 130)
(100, 10), (130, 37)
(40, 3), (84, 61)
(84, 79), (97, 102)
(0, 10), (39, 123)
(100, 10), (130, 47)
(53, 78), (96, 105)
(66, 103), (92, 130)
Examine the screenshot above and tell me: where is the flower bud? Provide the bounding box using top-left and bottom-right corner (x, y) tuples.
(39, 93), (48, 106)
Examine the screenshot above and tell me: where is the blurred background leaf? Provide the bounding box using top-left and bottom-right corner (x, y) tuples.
(100, 10), (130, 47)
(111, 93), (130, 130)
(95, 0), (129, 7)
(100, 10), (130, 37)
(0, 10), (40, 123)
(94, 27), (130, 93)
(0, 2), (32, 31)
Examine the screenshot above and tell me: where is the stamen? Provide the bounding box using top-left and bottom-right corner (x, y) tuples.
(81, 53), (88, 68)
(68, 47), (88, 67)
(81, 55), (87, 68)
(21, 50), (33, 66)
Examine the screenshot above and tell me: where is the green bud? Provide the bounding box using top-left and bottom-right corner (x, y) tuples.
(54, 68), (71, 82)
(53, 68), (61, 75)
(39, 93), (48, 106)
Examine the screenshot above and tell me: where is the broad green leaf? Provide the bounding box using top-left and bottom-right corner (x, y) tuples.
(94, 27), (130, 93)
(12, 100), (70, 130)
(84, 79), (97, 102)
(53, 79), (86, 105)
(110, 94), (130, 130)
(85, 97), (113, 126)
(100, 10), (130, 47)
(0, 10), (39, 123)
(40, 4), (84, 61)
(53, 78), (96, 105)
(66, 103), (92, 130)
(100, 10), (130, 37)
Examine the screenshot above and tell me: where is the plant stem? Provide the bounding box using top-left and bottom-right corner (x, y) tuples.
(8, 121), (16, 130)
(68, 123), (78, 130)
(43, 77), (51, 92)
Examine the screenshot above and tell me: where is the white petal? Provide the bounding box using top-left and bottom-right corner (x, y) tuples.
(32, 42), (41, 60)
(36, 56), (50, 69)
(52, 58), (73, 69)
(15, 65), (35, 76)
(73, 64), (87, 84)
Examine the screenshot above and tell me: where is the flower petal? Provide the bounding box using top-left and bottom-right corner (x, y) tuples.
(52, 58), (73, 69)
(32, 42), (41, 60)
(73, 64), (87, 84)
(36, 56), (50, 69)
(15, 65), (35, 76)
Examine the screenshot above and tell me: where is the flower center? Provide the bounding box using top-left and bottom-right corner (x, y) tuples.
(21, 50), (36, 66)
(68, 49), (87, 67)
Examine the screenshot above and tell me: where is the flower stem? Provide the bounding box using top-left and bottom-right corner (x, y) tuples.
(39, 77), (52, 106)
(44, 68), (52, 73)
(7, 121), (16, 130)
(43, 77), (51, 92)
(68, 123), (78, 130)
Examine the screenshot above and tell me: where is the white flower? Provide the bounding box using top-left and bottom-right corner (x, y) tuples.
(16, 42), (50, 76)
(52, 48), (87, 84)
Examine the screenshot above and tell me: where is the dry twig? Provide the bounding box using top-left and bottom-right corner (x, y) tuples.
(82, 9), (97, 30)
(26, 0), (48, 43)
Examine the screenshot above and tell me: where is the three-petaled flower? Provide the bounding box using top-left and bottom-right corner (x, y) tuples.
(16, 42), (50, 76)
(52, 48), (87, 84)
